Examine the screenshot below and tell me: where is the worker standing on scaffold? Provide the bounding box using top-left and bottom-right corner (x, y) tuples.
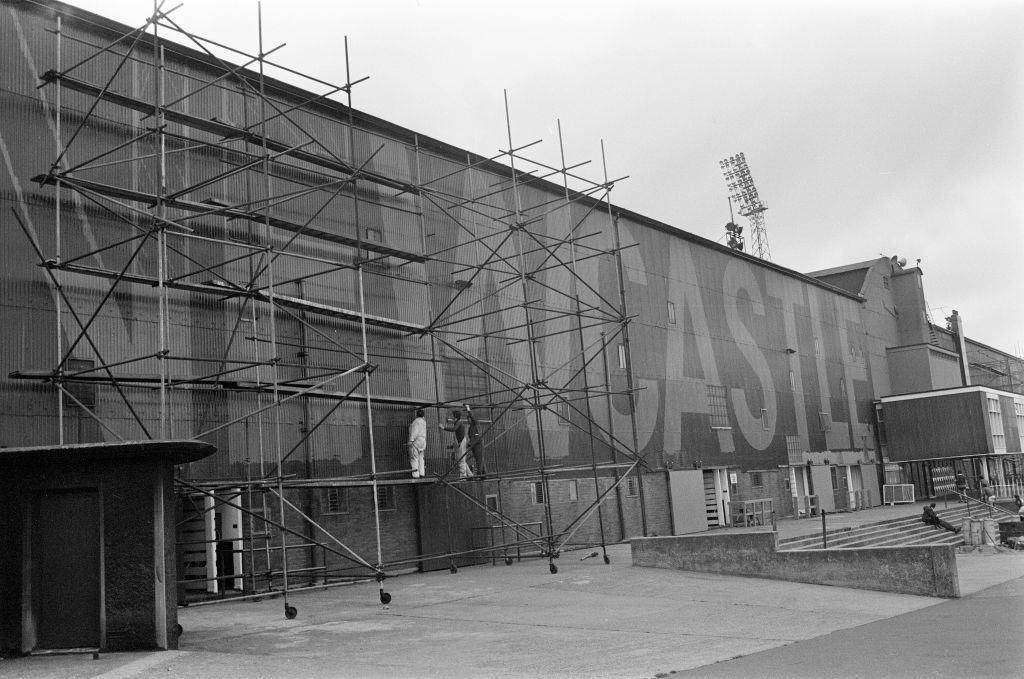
(464, 404), (483, 476)
(408, 408), (427, 478)
(441, 408), (473, 478)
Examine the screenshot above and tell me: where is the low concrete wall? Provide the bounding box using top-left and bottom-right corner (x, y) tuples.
(631, 532), (960, 598)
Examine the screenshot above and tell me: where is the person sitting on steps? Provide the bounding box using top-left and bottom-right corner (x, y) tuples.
(922, 503), (961, 534)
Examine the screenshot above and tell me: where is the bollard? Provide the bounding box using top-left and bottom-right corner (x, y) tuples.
(821, 509), (827, 548)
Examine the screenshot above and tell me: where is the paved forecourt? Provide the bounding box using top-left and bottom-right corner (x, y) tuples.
(4, 502), (1023, 679)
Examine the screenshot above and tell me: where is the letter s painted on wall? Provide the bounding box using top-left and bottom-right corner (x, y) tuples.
(723, 259), (776, 451)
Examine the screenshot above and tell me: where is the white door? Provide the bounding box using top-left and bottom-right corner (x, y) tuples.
(669, 470), (709, 534)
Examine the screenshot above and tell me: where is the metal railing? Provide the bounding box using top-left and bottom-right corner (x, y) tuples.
(729, 498), (773, 527)
(952, 491), (1017, 520)
(883, 484), (915, 505)
(989, 483), (1024, 500)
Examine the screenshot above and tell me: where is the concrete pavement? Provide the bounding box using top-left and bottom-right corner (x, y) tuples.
(3, 503), (1023, 679)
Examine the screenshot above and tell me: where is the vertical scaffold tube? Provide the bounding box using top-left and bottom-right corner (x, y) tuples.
(54, 15), (64, 444)
(503, 91), (557, 572)
(557, 120), (608, 561)
(603, 143), (647, 536)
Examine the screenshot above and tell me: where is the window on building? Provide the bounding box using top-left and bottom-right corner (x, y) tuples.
(789, 369), (797, 393)
(667, 301), (676, 325)
(882, 275), (890, 290)
(750, 471), (763, 487)
(617, 344), (627, 370)
(485, 494), (499, 513)
(988, 396), (1005, 452)
(64, 357), (97, 408)
(875, 404), (887, 446)
(786, 435), (803, 460)
(530, 481), (545, 505)
(1015, 399), (1024, 452)
(706, 384), (730, 428)
(321, 487), (350, 514)
(567, 479), (578, 502)
(818, 411), (832, 432)
(376, 485), (396, 511)
(556, 400), (570, 426)
(760, 408), (770, 431)
(364, 227), (383, 242)
(626, 475), (639, 497)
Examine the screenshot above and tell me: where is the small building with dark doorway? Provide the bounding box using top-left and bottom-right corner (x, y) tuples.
(0, 440), (215, 656)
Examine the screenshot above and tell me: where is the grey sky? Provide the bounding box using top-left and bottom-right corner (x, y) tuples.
(71, 0), (1024, 355)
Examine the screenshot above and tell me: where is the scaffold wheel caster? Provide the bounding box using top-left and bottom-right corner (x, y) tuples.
(549, 562), (558, 574)
(449, 564), (458, 574)
(380, 590), (392, 605)
(505, 556), (514, 566)
(284, 604), (298, 620)
(603, 554), (610, 564)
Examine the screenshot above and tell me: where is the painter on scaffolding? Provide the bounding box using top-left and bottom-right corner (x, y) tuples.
(408, 408), (427, 478)
(441, 408), (473, 478)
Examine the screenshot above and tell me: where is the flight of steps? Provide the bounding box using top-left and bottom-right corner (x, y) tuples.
(777, 504), (981, 551)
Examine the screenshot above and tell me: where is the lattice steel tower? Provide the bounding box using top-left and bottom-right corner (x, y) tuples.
(719, 153), (771, 260)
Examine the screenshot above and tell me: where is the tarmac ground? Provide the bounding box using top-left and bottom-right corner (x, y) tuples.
(3, 501), (1023, 679)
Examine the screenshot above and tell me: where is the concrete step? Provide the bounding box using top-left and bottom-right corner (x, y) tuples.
(776, 507), (973, 547)
(818, 524), (955, 549)
(778, 506), (975, 551)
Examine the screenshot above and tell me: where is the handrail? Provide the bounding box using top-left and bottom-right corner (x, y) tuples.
(953, 491), (1017, 520)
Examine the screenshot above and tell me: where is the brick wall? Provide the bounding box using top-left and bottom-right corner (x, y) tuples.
(731, 468), (794, 517)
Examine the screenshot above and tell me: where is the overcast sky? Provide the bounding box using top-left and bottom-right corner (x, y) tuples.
(71, 0), (1024, 355)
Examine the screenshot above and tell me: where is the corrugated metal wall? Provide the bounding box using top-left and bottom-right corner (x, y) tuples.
(2, 0), (891, 502)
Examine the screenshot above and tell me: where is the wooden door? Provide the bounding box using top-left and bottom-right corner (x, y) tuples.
(31, 489), (102, 650)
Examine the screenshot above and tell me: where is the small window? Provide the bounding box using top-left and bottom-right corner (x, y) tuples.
(322, 487), (350, 514)
(819, 411), (832, 432)
(1014, 399), (1024, 452)
(750, 472), (763, 488)
(882, 275), (890, 290)
(485, 494), (499, 513)
(567, 479), (578, 502)
(706, 384), (730, 429)
(875, 404), (887, 446)
(556, 401), (570, 426)
(530, 481), (545, 505)
(376, 485), (396, 511)
(667, 301), (676, 324)
(64, 357), (97, 408)
(617, 344), (627, 370)
(760, 408), (770, 431)
(988, 396), (1005, 452)
(364, 227), (383, 242)
(626, 475), (639, 497)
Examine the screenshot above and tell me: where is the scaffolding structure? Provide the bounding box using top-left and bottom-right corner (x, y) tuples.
(14, 2), (648, 617)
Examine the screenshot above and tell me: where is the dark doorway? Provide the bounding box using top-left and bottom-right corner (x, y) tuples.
(32, 489), (101, 650)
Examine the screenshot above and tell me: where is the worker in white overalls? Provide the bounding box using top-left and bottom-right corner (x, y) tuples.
(408, 408), (427, 478)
